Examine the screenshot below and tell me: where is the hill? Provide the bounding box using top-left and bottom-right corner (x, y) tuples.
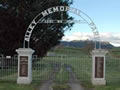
(60, 40), (114, 49)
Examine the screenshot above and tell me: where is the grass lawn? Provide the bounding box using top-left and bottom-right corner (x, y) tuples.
(94, 85), (120, 90)
(54, 67), (69, 83)
(0, 82), (37, 90)
(82, 82), (120, 90)
(42, 56), (92, 82)
(83, 84), (120, 90)
(52, 84), (71, 90)
(0, 69), (17, 80)
(1, 47), (120, 90)
(32, 60), (53, 81)
(50, 47), (120, 90)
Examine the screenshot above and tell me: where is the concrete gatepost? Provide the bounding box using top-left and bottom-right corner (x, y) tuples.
(16, 48), (34, 84)
(91, 49), (108, 85)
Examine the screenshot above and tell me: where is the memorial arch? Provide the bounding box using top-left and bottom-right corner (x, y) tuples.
(16, 6), (108, 85)
(23, 6), (101, 49)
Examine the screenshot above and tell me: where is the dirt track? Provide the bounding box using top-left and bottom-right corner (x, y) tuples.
(38, 65), (85, 90)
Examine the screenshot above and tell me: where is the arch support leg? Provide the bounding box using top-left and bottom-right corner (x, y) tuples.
(91, 49), (108, 85)
(16, 48), (34, 84)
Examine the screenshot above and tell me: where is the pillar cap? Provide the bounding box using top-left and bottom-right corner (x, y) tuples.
(90, 49), (108, 56)
(16, 48), (34, 55)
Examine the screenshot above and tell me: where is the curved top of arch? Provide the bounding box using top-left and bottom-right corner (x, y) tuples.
(24, 6), (101, 48)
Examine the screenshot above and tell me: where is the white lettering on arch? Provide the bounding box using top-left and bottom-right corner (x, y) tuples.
(24, 6), (100, 48)
(53, 7), (59, 12)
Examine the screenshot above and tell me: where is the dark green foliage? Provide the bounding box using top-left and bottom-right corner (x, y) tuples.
(0, 0), (73, 56)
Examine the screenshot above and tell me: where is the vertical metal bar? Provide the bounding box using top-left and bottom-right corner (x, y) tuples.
(5, 57), (7, 80)
(4, 57), (6, 80)
(0, 57), (2, 79)
(0, 57), (2, 80)
(80, 57), (82, 81)
(83, 57), (84, 81)
(2, 57), (4, 80)
(6, 57), (8, 80)
(37, 58), (39, 81)
(10, 57), (12, 81)
(13, 57), (15, 81)
(11, 57), (12, 81)
(46, 57), (47, 81)
(95, 41), (97, 50)
(99, 41), (101, 50)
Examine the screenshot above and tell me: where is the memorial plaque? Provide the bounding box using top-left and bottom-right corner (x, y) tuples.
(95, 57), (104, 78)
(20, 56), (28, 77)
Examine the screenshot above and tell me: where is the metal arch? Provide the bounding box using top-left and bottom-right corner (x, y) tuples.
(70, 7), (101, 49)
(23, 6), (101, 49)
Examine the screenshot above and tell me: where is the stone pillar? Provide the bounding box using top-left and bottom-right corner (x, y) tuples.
(16, 48), (34, 84)
(91, 49), (108, 85)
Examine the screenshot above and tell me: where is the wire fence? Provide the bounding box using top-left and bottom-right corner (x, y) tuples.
(32, 56), (92, 82)
(0, 55), (120, 85)
(106, 56), (120, 85)
(0, 57), (18, 81)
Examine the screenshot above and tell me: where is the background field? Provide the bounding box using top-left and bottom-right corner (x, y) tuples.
(1, 47), (120, 90)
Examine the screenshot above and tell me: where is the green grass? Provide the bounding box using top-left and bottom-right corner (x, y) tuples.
(52, 84), (71, 90)
(51, 47), (90, 56)
(0, 82), (35, 90)
(109, 47), (120, 57)
(64, 57), (92, 81)
(81, 82), (120, 90)
(0, 69), (17, 77)
(49, 47), (120, 89)
(32, 47), (92, 82)
(32, 60), (53, 81)
(1, 47), (120, 90)
(54, 67), (69, 83)
(43, 56), (92, 82)
(0, 69), (17, 81)
(105, 56), (120, 85)
(94, 85), (120, 90)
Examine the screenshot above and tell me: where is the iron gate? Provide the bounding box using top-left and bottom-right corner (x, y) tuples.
(32, 55), (92, 83)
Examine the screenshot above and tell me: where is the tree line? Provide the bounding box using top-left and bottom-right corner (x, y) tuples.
(0, 0), (73, 57)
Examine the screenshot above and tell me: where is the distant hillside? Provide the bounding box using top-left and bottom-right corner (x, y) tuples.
(60, 40), (114, 49)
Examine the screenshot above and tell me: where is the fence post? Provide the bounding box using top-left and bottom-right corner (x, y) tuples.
(91, 49), (108, 85)
(16, 48), (34, 84)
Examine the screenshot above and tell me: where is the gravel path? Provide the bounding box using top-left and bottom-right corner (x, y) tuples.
(38, 63), (59, 90)
(38, 80), (52, 90)
(68, 72), (84, 90)
(67, 66), (85, 90)
(38, 65), (85, 90)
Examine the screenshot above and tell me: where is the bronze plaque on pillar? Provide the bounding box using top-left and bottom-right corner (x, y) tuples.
(95, 57), (104, 78)
(20, 56), (28, 77)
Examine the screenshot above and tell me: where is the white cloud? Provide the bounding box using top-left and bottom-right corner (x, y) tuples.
(62, 32), (93, 41)
(62, 32), (120, 47)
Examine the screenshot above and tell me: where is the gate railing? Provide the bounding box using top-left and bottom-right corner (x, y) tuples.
(0, 57), (18, 81)
(106, 56), (120, 85)
(0, 55), (120, 85)
(32, 56), (92, 82)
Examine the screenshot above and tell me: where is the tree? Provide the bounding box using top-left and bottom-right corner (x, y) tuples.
(0, 0), (73, 56)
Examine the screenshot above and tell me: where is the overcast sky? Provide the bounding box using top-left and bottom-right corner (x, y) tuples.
(62, 0), (120, 47)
